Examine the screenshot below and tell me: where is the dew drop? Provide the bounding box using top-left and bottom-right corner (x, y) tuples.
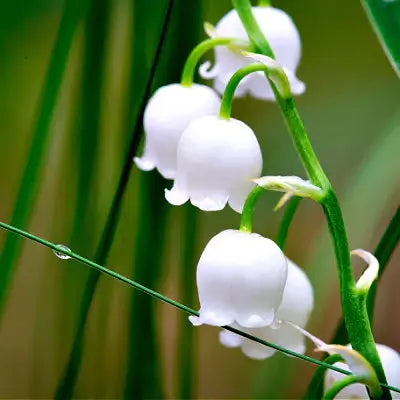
(54, 244), (72, 260)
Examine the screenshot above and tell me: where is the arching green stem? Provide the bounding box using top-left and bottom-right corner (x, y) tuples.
(323, 375), (358, 400)
(240, 185), (264, 232)
(181, 37), (248, 86)
(258, 0), (271, 6)
(219, 62), (266, 119)
(232, 0), (389, 396)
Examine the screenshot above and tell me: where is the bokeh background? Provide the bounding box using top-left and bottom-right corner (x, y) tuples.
(0, 0), (399, 398)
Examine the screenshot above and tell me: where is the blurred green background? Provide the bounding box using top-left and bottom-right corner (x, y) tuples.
(0, 0), (399, 398)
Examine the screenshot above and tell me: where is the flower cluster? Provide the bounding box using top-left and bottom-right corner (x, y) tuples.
(133, 2), (315, 360)
(188, 230), (315, 360)
(134, 2), (399, 387)
(135, 4), (304, 213)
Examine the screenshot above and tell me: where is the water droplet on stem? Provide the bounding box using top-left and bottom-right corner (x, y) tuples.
(54, 244), (72, 260)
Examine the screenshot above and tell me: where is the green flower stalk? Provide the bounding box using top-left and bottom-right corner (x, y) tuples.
(231, 0), (389, 396)
(181, 36), (249, 87)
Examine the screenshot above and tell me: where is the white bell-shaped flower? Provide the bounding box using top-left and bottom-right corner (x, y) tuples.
(165, 115), (262, 213)
(189, 229), (288, 328)
(324, 344), (400, 399)
(219, 259), (314, 359)
(134, 83), (220, 179)
(200, 7), (305, 100)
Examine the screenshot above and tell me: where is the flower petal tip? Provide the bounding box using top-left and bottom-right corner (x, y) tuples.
(236, 310), (275, 329)
(199, 61), (219, 79)
(164, 188), (189, 206)
(188, 316), (202, 326)
(219, 329), (243, 348)
(133, 156), (155, 172)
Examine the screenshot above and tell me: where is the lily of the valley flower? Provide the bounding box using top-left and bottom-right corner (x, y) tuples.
(324, 344), (400, 399)
(165, 115), (262, 213)
(134, 83), (220, 179)
(200, 7), (305, 100)
(219, 259), (314, 359)
(189, 229), (287, 328)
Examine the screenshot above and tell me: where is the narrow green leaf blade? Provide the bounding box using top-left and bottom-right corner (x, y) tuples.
(362, 0), (400, 76)
(0, 0), (91, 323)
(54, 1), (175, 397)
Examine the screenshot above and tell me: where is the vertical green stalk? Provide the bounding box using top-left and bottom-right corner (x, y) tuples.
(231, 0), (389, 396)
(124, 1), (203, 397)
(0, 0), (91, 323)
(70, 0), (109, 252)
(175, 206), (198, 399)
(331, 205), (400, 344)
(122, 2), (175, 398)
(123, 173), (168, 399)
(54, 2), (175, 399)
